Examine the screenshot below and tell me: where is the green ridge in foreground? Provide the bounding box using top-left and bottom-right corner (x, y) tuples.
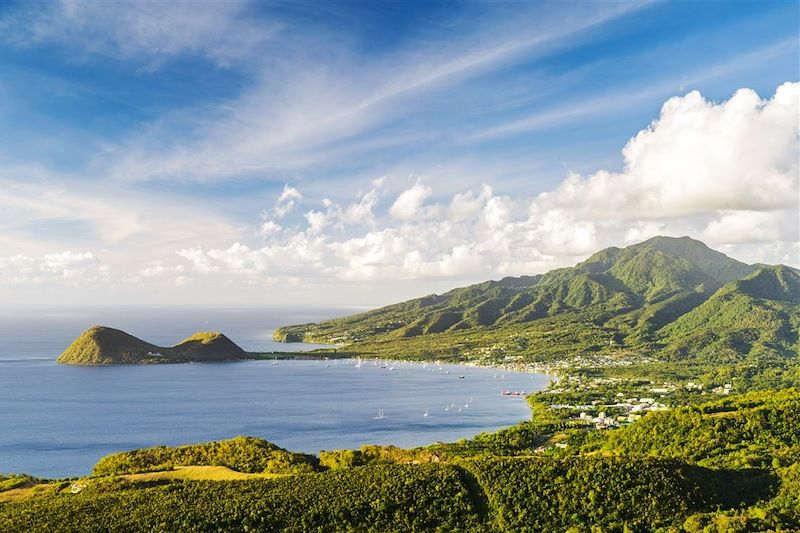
(57, 326), (247, 365)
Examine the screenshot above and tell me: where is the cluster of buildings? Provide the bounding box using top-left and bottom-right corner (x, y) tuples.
(550, 396), (670, 429)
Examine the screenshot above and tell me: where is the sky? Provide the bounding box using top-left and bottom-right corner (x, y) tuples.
(0, 0), (798, 307)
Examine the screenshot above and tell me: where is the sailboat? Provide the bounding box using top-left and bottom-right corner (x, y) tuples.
(423, 409), (429, 417)
(374, 409), (385, 420)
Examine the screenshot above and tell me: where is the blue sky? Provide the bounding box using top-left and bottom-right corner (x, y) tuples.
(0, 0), (798, 306)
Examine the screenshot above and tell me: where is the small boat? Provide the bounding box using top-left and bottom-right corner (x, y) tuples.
(271, 358), (279, 365)
(423, 410), (429, 417)
(374, 409), (385, 420)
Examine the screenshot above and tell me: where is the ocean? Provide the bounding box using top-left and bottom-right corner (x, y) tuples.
(0, 306), (549, 478)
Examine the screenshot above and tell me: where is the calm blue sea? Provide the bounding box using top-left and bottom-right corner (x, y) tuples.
(0, 307), (549, 478)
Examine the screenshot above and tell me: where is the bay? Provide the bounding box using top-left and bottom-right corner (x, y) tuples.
(0, 307), (549, 478)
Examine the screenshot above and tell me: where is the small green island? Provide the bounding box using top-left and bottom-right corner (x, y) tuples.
(56, 326), (249, 364)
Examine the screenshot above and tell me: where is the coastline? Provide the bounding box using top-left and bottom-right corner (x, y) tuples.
(6, 354), (547, 479)
(261, 344), (563, 381)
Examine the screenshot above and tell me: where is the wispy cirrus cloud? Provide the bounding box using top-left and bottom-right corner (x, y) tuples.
(97, 2), (652, 183)
(0, 163), (243, 257)
(0, 1), (797, 307)
(0, 84), (797, 305)
(0, 0), (274, 68)
(463, 37), (800, 143)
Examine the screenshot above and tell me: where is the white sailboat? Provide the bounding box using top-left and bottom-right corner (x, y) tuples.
(423, 409), (429, 417)
(374, 409), (385, 420)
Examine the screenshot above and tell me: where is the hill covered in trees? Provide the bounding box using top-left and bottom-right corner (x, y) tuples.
(57, 326), (248, 364)
(274, 236), (799, 383)
(92, 436), (319, 476)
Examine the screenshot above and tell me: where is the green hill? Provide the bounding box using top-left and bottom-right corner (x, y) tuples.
(57, 326), (247, 365)
(169, 331), (248, 362)
(274, 236), (798, 377)
(598, 388), (800, 468)
(659, 265), (800, 363)
(93, 436), (319, 476)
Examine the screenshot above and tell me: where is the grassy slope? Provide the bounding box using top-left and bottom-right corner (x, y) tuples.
(121, 465), (284, 481)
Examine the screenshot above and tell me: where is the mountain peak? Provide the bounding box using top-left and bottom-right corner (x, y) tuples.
(57, 326), (158, 365)
(629, 235), (756, 286)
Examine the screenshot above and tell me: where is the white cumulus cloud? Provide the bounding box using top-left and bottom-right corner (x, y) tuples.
(273, 185), (303, 218)
(536, 82), (799, 219)
(166, 84), (799, 288)
(389, 179), (432, 221)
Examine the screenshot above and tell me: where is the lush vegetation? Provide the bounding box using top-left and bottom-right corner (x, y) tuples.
(462, 456), (774, 533)
(274, 237), (799, 386)
(2, 390), (800, 531)
(57, 326), (247, 364)
(14, 237), (800, 530)
(0, 474), (38, 492)
(93, 436), (319, 476)
(660, 265), (800, 366)
(0, 464), (483, 532)
(596, 389), (800, 469)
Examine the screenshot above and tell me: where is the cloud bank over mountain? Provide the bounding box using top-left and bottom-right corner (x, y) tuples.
(173, 84), (799, 286)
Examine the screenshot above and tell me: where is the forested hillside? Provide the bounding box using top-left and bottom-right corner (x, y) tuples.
(275, 237), (799, 383)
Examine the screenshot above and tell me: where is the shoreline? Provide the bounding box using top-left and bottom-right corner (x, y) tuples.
(8, 354), (550, 479)
(259, 348), (563, 382)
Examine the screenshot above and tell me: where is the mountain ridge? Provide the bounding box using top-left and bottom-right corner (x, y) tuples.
(274, 236), (799, 372)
